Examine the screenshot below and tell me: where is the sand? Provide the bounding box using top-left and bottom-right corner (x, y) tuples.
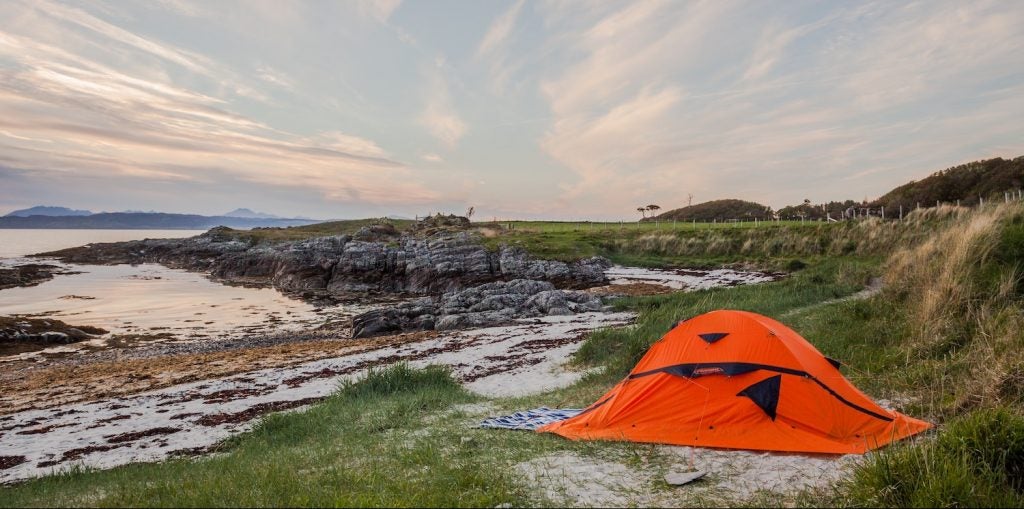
(0, 312), (633, 484)
(605, 266), (783, 291)
(516, 451), (659, 507)
(515, 447), (856, 507)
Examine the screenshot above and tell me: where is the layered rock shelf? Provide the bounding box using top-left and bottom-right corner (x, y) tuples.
(40, 227), (611, 300)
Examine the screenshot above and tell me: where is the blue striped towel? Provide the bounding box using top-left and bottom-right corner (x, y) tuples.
(478, 407), (583, 431)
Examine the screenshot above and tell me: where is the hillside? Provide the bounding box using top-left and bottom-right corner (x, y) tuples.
(872, 156), (1024, 210)
(649, 199), (772, 221)
(0, 212), (321, 230)
(644, 156), (1024, 223)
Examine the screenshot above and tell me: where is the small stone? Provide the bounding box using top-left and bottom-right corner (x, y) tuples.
(65, 328), (91, 340)
(664, 470), (707, 486)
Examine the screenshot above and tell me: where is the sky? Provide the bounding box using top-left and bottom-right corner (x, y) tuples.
(1, 0), (1023, 220)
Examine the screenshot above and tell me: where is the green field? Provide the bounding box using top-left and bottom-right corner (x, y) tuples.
(214, 218), (417, 243)
(485, 218), (817, 231)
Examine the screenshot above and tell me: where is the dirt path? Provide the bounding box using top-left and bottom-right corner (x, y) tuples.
(779, 277), (882, 319)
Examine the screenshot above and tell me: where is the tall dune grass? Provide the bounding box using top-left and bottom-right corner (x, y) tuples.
(881, 203), (1024, 414)
(605, 207), (967, 262)
(803, 203), (1024, 507)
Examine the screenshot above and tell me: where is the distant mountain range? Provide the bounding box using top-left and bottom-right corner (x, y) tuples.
(4, 205), (294, 219)
(0, 206), (322, 230)
(223, 208), (285, 219)
(5, 206), (94, 217)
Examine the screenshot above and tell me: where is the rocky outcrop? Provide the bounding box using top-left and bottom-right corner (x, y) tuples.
(351, 279), (605, 338)
(40, 227), (611, 299)
(0, 264), (67, 290)
(0, 316), (107, 345)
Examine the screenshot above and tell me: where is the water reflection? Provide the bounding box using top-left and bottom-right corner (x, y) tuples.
(0, 263), (353, 351)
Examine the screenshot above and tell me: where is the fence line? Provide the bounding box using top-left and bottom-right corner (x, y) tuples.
(479, 189), (1024, 231)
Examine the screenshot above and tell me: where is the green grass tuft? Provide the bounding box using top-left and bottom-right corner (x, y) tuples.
(837, 408), (1024, 508)
(337, 362), (462, 400)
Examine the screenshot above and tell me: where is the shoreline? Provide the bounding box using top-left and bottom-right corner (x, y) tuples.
(0, 312), (635, 484)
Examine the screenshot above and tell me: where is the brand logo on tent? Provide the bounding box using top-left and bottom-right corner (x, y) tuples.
(693, 367), (725, 376)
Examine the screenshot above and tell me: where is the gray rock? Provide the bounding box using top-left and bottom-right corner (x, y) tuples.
(40, 331), (70, 344)
(40, 223), (611, 300)
(351, 278), (605, 338)
(65, 328), (92, 340)
(664, 470), (707, 486)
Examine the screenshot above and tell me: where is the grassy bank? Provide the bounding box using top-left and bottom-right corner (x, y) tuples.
(814, 203), (1024, 507)
(1, 365), (525, 508)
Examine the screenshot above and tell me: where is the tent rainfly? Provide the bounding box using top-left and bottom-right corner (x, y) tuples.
(539, 310), (931, 454)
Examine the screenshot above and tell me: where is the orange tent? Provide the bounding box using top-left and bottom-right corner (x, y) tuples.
(539, 310), (931, 454)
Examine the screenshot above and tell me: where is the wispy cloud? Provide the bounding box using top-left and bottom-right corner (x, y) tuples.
(0, 3), (440, 209)
(418, 59), (466, 148)
(33, 0), (213, 75)
(477, 0), (524, 57)
(357, 0), (402, 23)
(475, 0), (529, 95)
(255, 65), (295, 91)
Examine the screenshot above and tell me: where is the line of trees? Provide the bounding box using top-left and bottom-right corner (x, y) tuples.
(636, 204), (660, 219)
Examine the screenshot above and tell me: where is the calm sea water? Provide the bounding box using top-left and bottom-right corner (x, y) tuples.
(0, 230), (353, 356)
(0, 229), (206, 259)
